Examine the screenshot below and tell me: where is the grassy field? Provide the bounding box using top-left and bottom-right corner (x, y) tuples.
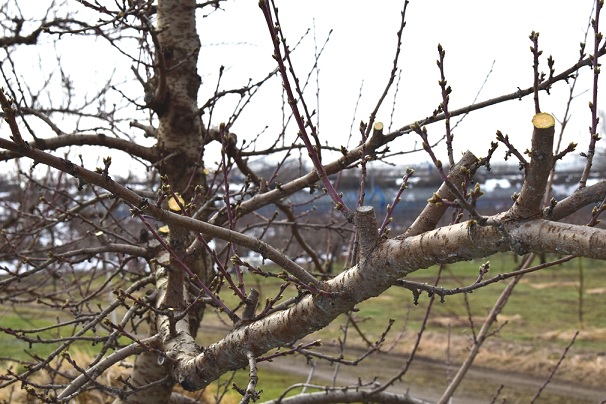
(219, 253), (606, 351)
(201, 253), (606, 400)
(1, 253), (605, 401)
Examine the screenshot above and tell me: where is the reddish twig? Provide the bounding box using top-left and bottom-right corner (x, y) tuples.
(529, 31), (543, 114)
(437, 43), (455, 167)
(378, 167), (414, 237)
(580, 0), (604, 188)
(259, 0), (351, 219)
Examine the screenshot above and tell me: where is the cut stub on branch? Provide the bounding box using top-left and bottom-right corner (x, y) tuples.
(532, 112), (556, 130)
(355, 206), (379, 258)
(373, 121), (384, 137)
(510, 112), (555, 219)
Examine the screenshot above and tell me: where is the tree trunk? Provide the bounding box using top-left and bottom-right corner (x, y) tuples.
(119, 1), (210, 402)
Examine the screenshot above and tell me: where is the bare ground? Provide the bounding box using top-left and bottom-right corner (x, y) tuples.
(264, 343), (606, 403)
(198, 315), (606, 403)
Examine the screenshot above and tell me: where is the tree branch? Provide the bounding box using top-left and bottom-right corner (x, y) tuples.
(264, 389), (431, 404)
(546, 180), (606, 220)
(403, 150), (478, 238)
(166, 217), (606, 390)
(509, 113), (555, 219)
(0, 133), (157, 163)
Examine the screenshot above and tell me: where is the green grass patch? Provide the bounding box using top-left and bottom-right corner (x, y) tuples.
(1, 253), (604, 400)
(352, 254), (606, 350)
(213, 253), (606, 353)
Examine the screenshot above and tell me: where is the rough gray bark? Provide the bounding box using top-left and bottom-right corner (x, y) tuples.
(116, 0), (211, 402)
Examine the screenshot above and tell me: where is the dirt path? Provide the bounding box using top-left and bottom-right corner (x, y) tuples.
(263, 346), (606, 403)
(198, 323), (605, 402)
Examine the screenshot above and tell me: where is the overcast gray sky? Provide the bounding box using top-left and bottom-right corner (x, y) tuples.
(3, 1), (602, 170)
(198, 0), (601, 166)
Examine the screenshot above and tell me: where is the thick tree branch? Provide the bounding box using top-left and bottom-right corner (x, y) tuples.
(545, 179), (606, 220)
(0, 19), (75, 47)
(165, 216), (606, 390)
(265, 389), (431, 404)
(510, 113), (555, 219)
(0, 133), (157, 163)
(355, 205), (379, 258)
(403, 150), (478, 238)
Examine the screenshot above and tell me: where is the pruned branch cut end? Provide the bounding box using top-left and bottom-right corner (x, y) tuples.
(532, 112), (556, 130)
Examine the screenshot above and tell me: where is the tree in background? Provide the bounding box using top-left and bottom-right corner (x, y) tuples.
(0, 0), (605, 403)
